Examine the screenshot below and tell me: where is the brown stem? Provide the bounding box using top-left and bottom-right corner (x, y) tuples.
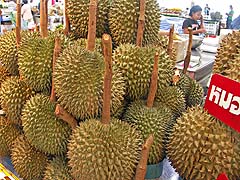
(86, 0), (97, 51)
(64, 0), (70, 35)
(183, 28), (193, 74)
(45, 0), (48, 28)
(16, 0), (21, 47)
(50, 37), (61, 102)
(146, 52), (159, 108)
(35, 25), (39, 32)
(135, 134), (154, 180)
(167, 24), (174, 58)
(40, 0), (48, 37)
(136, 0), (146, 47)
(55, 104), (78, 129)
(101, 34), (112, 124)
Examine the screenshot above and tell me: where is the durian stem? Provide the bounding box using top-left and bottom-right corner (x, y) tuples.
(136, 0), (146, 47)
(183, 28), (193, 74)
(40, 0), (48, 38)
(86, 0), (97, 51)
(55, 104), (78, 129)
(146, 52), (159, 108)
(135, 134), (154, 180)
(50, 37), (61, 103)
(101, 34), (112, 124)
(167, 25), (174, 58)
(44, 0), (48, 29)
(16, 0), (21, 47)
(64, 0), (70, 35)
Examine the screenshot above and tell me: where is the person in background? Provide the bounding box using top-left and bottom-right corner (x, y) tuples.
(182, 5), (206, 35)
(226, 5), (234, 29)
(204, 4), (210, 16)
(21, 0), (34, 29)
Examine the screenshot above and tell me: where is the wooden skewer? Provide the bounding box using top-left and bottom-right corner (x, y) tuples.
(101, 34), (112, 124)
(183, 28), (193, 74)
(167, 24), (174, 58)
(40, 0), (48, 37)
(16, 0), (21, 46)
(136, 0), (146, 47)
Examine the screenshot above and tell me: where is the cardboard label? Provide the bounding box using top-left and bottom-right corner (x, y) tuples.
(204, 74), (240, 133)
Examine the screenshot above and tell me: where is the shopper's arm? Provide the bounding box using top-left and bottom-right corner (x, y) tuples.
(183, 28), (206, 34)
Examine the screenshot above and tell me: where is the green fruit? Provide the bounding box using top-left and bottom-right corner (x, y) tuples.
(54, 41), (125, 119)
(11, 135), (48, 180)
(67, 0), (110, 38)
(113, 44), (173, 100)
(186, 79), (204, 107)
(0, 116), (21, 156)
(109, 0), (160, 46)
(74, 38), (103, 54)
(0, 66), (11, 87)
(124, 100), (172, 164)
(167, 106), (240, 180)
(156, 86), (186, 117)
(0, 77), (34, 124)
(175, 72), (191, 98)
(18, 36), (55, 93)
(43, 157), (73, 180)
(22, 94), (72, 155)
(68, 118), (142, 180)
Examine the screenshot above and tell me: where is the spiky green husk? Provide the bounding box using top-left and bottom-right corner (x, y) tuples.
(113, 44), (173, 100)
(0, 116), (21, 156)
(54, 42), (125, 119)
(0, 77), (34, 124)
(43, 157), (73, 180)
(22, 94), (72, 155)
(11, 135), (48, 180)
(156, 86), (186, 117)
(186, 79), (204, 107)
(124, 101), (172, 164)
(175, 72), (191, 98)
(67, 0), (110, 38)
(167, 106), (240, 180)
(0, 66), (11, 87)
(109, 0), (160, 46)
(18, 36), (55, 93)
(74, 38), (103, 54)
(68, 118), (142, 180)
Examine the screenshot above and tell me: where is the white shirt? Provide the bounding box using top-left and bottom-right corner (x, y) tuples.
(21, 4), (33, 21)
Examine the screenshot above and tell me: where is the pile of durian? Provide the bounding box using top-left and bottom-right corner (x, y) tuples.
(0, 0), (239, 179)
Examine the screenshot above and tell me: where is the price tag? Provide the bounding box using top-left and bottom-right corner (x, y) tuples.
(216, 173), (229, 180)
(204, 74), (240, 133)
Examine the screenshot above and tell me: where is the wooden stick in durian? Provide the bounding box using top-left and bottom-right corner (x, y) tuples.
(44, 0), (48, 28)
(135, 134), (154, 180)
(16, 0), (21, 46)
(167, 24), (174, 58)
(40, 0), (48, 37)
(146, 52), (159, 108)
(136, 0), (146, 47)
(86, 0), (97, 51)
(64, 0), (70, 35)
(101, 34), (112, 124)
(183, 27), (193, 74)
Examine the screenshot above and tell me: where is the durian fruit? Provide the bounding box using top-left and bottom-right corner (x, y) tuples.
(66, 0), (110, 38)
(124, 101), (172, 164)
(214, 31), (240, 82)
(0, 31), (18, 75)
(0, 116), (21, 157)
(22, 94), (72, 155)
(74, 38), (103, 54)
(113, 44), (173, 100)
(18, 35), (55, 93)
(109, 0), (160, 46)
(68, 118), (142, 180)
(0, 66), (11, 87)
(54, 41), (125, 119)
(155, 86), (186, 117)
(43, 157), (73, 180)
(167, 106), (240, 180)
(0, 77), (34, 124)
(186, 79), (204, 107)
(11, 135), (48, 180)
(174, 72), (191, 98)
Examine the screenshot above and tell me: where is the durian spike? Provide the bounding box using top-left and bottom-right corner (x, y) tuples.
(136, 0), (146, 47)
(146, 52), (159, 108)
(167, 24), (174, 58)
(55, 104), (77, 129)
(101, 34), (112, 124)
(86, 0), (97, 51)
(64, 0), (70, 35)
(16, 0), (21, 46)
(135, 134), (154, 180)
(183, 27), (193, 74)
(40, 0), (48, 37)
(50, 37), (61, 103)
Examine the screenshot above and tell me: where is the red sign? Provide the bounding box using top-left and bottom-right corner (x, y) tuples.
(204, 74), (240, 133)
(216, 173), (229, 180)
